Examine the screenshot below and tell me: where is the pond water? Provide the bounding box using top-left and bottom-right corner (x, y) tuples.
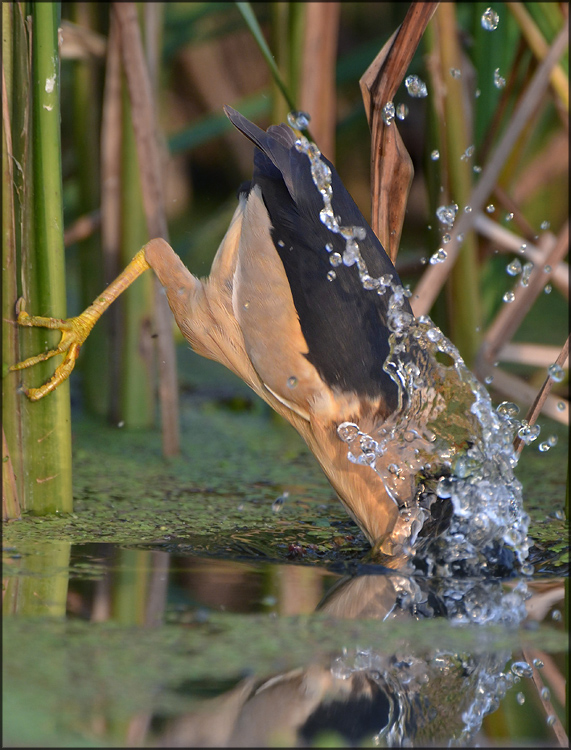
(3, 349), (568, 747)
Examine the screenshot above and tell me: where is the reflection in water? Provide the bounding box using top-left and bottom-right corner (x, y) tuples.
(155, 571), (535, 748)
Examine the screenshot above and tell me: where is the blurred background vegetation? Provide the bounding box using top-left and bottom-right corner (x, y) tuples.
(3, 1), (568, 514)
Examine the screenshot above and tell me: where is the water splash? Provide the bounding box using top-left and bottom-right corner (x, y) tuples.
(326, 574), (530, 745)
(337, 302), (531, 574)
(290, 120), (531, 576)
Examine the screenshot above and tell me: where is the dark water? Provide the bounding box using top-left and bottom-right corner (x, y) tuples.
(2, 540), (567, 748)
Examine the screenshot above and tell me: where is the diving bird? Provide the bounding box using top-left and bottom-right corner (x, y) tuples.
(12, 106), (441, 554)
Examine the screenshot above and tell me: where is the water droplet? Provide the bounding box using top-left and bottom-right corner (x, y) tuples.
(329, 252), (342, 267)
(277, 239), (285, 247)
(326, 270), (336, 281)
(520, 261), (534, 287)
(243, 301), (250, 309)
(343, 239), (359, 266)
(484, 375), (494, 384)
(450, 68), (462, 79)
(475, 88), (481, 98)
(287, 110), (310, 130)
(486, 203), (495, 213)
(540, 220), (550, 231)
(541, 687), (551, 701)
(442, 233), (451, 244)
(517, 422), (541, 444)
(533, 658), (544, 669)
(320, 208), (337, 231)
(436, 204), (458, 226)
(457, 233), (464, 243)
(361, 275), (380, 290)
(482, 7), (500, 30)
(516, 692), (525, 705)
(360, 435), (378, 454)
(405, 74), (428, 98)
(464, 205), (472, 213)
(473, 165), (482, 173)
(538, 441), (551, 452)
(548, 363), (565, 382)
(506, 258), (522, 276)
(429, 248), (448, 264)
(511, 661), (533, 678)
(503, 291), (515, 303)
(557, 401), (565, 411)
(271, 491), (289, 512)
(325, 242), (333, 253)
(337, 422), (359, 442)
(547, 435), (558, 447)
(494, 68), (506, 89)
(382, 101), (395, 125)
(551, 609), (562, 621)
(544, 284), (552, 294)
(460, 145), (474, 161)
(396, 103), (409, 120)
(546, 715), (557, 727)
(287, 376), (298, 388)
(521, 562), (534, 576)
(497, 401), (520, 417)
(431, 149), (440, 161)
(505, 212), (514, 222)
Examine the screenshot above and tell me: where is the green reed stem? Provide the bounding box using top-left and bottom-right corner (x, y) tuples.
(20, 2), (72, 513)
(427, 5), (482, 366)
(118, 78), (154, 427)
(72, 2), (109, 417)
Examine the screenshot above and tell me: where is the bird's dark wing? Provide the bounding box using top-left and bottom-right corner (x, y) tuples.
(225, 106), (411, 412)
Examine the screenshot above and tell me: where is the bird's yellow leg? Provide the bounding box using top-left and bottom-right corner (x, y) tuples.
(10, 248), (151, 401)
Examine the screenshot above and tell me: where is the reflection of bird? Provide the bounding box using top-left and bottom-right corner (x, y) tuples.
(155, 572), (523, 748)
(12, 107), (424, 548)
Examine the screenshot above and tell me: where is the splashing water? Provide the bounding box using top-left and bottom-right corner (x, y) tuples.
(291, 121), (531, 576)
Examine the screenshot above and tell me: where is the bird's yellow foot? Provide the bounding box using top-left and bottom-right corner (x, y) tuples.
(10, 248), (152, 402)
(10, 300), (99, 401)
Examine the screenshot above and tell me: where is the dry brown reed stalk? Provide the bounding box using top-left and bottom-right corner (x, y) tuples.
(513, 334), (569, 454)
(2, 428), (21, 521)
(506, 2), (569, 111)
(476, 221), (569, 430)
(100, 16), (124, 423)
(474, 214), (569, 298)
(63, 209), (102, 248)
(113, 2), (179, 457)
(520, 645), (569, 747)
(360, 3), (438, 263)
(412, 20), (569, 316)
(299, 2), (341, 162)
(479, 222), (569, 365)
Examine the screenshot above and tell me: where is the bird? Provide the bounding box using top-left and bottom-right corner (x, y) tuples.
(11, 106), (458, 557)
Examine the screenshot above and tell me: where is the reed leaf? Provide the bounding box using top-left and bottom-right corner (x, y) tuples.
(236, 2), (297, 114)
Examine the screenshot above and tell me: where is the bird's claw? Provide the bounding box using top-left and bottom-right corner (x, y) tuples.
(10, 303), (93, 401)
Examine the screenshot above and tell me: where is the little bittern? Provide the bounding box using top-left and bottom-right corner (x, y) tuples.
(11, 107), (452, 553)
